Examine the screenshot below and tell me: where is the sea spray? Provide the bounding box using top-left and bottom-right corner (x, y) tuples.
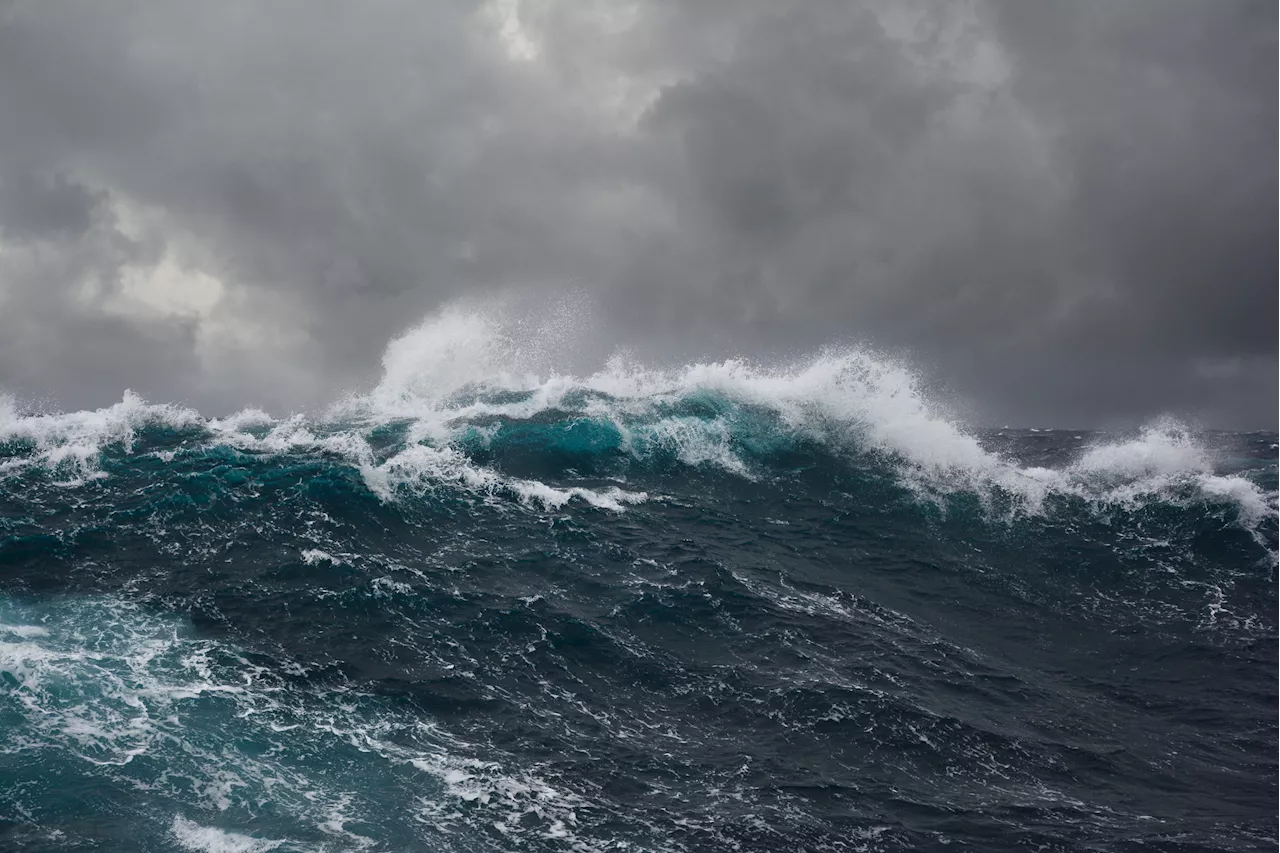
(0, 302), (1274, 851)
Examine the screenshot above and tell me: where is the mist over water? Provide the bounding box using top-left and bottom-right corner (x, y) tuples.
(1, 303), (1276, 851)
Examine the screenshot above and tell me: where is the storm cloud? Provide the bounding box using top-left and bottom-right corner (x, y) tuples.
(0, 0), (1274, 426)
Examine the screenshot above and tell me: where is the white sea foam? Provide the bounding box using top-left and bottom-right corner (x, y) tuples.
(0, 390), (201, 480)
(0, 622), (49, 638)
(338, 304), (1272, 524)
(170, 816), (284, 853)
(300, 549), (341, 565)
(361, 441), (646, 510)
(0, 303), (1273, 526)
(0, 593), (609, 849)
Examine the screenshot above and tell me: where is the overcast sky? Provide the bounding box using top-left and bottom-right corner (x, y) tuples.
(0, 0), (1274, 428)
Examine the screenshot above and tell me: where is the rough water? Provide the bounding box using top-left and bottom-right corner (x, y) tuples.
(1, 307), (1275, 852)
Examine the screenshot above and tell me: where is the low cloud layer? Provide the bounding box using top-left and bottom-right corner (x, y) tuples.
(0, 0), (1274, 427)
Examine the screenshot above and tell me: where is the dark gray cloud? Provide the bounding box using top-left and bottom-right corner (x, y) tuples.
(0, 0), (1273, 426)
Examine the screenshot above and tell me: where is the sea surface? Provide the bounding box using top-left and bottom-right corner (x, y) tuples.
(1, 308), (1276, 852)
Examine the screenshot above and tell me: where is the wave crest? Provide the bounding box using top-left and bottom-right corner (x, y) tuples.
(1, 305), (1274, 530)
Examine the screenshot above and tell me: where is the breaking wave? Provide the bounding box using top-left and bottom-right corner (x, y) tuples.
(1, 304), (1273, 530)
(0, 300), (1275, 851)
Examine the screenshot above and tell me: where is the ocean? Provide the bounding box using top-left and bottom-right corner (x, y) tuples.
(1, 308), (1275, 852)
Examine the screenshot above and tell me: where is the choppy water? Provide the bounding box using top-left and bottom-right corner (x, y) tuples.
(1, 307), (1275, 852)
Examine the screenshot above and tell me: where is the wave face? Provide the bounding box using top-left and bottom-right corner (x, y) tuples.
(1, 306), (1276, 852)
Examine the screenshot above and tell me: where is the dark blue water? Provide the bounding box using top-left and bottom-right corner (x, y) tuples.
(1, 324), (1275, 852)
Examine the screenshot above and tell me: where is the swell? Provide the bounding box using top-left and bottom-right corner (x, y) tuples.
(0, 303), (1274, 601)
(2, 386), (1274, 538)
(1, 303), (1276, 852)
(0, 407), (1271, 650)
(2, 516), (1271, 850)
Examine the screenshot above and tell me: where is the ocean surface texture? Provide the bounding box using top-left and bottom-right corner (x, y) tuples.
(1, 309), (1276, 852)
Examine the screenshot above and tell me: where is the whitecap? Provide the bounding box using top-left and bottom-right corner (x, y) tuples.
(170, 816), (284, 853)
